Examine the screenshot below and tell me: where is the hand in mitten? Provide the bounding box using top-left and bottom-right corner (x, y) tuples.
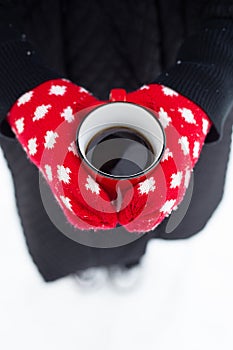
(6, 79), (118, 230)
(117, 84), (212, 232)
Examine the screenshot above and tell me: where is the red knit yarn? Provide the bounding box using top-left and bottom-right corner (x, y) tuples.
(118, 84), (212, 232)
(6, 79), (117, 231)
(6, 80), (212, 233)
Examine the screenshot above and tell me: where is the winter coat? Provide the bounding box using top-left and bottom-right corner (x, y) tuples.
(0, 0), (232, 281)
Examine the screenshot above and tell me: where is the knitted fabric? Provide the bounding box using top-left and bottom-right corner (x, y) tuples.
(118, 84), (212, 232)
(6, 79), (212, 232)
(6, 79), (117, 230)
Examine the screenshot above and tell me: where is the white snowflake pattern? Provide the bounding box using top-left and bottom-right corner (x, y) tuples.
(202, 118), (209, 135)
(15, 117), (24, 134)
(60, 106), (75, 123)
(28, 137), (38, 155)
(161, 148), (173, 162)
(44, 164), (53, 181)
(57, 165), (71, 183)
(85, 175), (100, 195)
(184, 168), (191, 188)
(158, 107), (172, 129)
(162, 86), (178, 97)
(11, 126), (17, 135)
(138, 177), (156, 195)
(49, 85), (67, 96)
(178, 108), (196, 124)
(17, 91), (33, 106)
(33, 104), (52, 121)
(160, 199), (176, 214)
(139, 85), (149, 90)
(60, 195), (73, 212)
(44, 130), (59, 149)
(79, 87), (88, 93)
(178, 136), (190, 155)
(149, 222), (160, 231)
(193, 141), (200, 159)
(68, 141), (78, 156)
(170, 171), (183, 188)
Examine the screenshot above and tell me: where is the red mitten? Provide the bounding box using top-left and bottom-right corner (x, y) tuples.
(117, 84), (212, 232)
(6, 79), (117, 231)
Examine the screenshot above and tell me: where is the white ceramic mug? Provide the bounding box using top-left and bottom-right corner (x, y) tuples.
(76, 91), (166, 200)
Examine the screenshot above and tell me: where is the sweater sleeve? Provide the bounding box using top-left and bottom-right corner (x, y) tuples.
(154, 0), (233, 143)
(0, 1), (62, 138)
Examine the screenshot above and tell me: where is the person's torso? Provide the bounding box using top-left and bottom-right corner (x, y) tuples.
(19, 0), (203, 99)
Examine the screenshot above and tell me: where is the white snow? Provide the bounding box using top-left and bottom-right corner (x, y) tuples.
(0, 128), (233, 350)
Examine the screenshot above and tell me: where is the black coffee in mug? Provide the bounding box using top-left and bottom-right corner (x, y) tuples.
(85, 126), (156, 177)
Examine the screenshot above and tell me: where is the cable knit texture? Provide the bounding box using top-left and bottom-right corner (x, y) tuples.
(6, 79), (211, 232)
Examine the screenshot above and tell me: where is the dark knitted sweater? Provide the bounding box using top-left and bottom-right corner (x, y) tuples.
(0, 0), (233, 281)
(0, 0), (233, 142)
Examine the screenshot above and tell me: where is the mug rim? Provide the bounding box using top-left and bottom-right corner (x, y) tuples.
(75, 101), (166, 180)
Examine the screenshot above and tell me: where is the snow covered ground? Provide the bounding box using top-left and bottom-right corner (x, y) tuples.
(0, 135), (233, 350)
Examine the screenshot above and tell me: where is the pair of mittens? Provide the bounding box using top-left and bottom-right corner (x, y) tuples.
(6, 80), (211, 232)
